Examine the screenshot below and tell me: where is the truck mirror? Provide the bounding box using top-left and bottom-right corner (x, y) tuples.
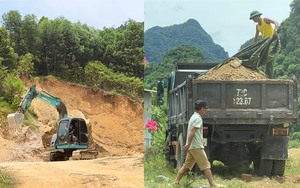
(157, 80), (164, 106)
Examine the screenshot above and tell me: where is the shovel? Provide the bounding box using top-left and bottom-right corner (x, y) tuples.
(7, 113), (24, 128)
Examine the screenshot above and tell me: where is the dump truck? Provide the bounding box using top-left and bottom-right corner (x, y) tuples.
(7, 85), (98, 161)
(158, 62), (298, 176)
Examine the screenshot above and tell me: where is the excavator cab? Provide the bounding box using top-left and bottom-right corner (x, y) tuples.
(48, 117), (96, 161)
(52, 118), (89, 149)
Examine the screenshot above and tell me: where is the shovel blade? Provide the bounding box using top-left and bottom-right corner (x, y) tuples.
(7, 113), (24, 128)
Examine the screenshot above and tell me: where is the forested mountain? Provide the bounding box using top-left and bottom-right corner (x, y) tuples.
(272, 0), (300, 81)
(144, 19), (228, 63)
(144, 45), (205, 89)
(0, 10), (143, 104)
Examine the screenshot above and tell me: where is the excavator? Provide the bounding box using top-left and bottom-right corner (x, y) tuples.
(7, 85), (98, 161)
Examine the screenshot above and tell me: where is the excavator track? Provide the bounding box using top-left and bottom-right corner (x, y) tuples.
(43, 149), (98, 161)
(71, 150), (98, 160)
(43, 150), (69, 162)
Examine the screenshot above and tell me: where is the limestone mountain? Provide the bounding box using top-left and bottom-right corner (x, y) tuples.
(144, 19), (228, 63)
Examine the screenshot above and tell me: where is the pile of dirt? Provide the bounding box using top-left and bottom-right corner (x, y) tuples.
(0, 127), (44, 162)
(198, 58), (268, 80)
(0, 76), (143, 162)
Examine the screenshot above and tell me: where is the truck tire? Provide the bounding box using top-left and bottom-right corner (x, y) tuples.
(177, 134), (185, 170)
(165, 142), (176, 168)
(272, 160), (285, 176)
(254, 158), (273, 177)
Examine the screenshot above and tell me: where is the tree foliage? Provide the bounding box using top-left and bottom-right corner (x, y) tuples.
(144, 45), (206, 89)
(0, 27), (18, 70)
(0, 11), (143, 99)
(17, 53), (34, 76)
(1, 73), (24, 107)
(84, 61), (143, 98)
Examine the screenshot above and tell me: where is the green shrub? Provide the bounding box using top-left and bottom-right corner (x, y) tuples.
(84, 61), (143, 99)
(1, 74), (25, 108)
(0, 170), (15, 188)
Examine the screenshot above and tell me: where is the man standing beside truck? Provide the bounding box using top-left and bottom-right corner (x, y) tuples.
(173, 100), (223, 188)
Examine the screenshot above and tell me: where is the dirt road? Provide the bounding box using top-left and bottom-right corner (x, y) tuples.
(0, 154), (144, 188)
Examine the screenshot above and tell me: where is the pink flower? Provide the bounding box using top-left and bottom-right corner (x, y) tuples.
(145, 120), (159, 132)
(144, 56), (149, 64)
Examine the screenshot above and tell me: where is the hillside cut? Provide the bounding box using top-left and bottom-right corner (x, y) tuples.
(198, 58), (268, 80)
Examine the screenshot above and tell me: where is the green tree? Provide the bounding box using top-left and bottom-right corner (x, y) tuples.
(2, 74), (24, 107)
(145, 45), (206, 89)
(0, 27), (18, 70)
(21, 14), (38, 54)
(290, 0), (300, 16)
(17, 53), (34, 76)
(1, 11), (24, 54)
(116, 20), (144, 78)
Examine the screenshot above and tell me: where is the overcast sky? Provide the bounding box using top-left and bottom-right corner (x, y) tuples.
(0, 0), (144, 29)
(145, 0), (293, 56)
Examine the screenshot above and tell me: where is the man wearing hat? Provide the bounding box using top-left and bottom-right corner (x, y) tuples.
(249, 10), (279, 43)
(174, 100), (223, 187)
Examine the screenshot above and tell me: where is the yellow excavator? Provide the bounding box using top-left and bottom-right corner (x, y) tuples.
(7, 85), (98, 161)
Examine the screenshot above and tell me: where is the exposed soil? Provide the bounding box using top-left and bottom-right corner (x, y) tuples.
(0, 154), (144, 188)
(0, 76), (144, 187)
(18, 76), (144, 158)
(198, 58), (268, 80)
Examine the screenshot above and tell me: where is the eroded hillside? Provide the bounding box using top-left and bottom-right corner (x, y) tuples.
(0, 76), (143, 162)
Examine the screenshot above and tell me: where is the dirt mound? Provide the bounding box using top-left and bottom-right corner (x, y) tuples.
(198, 58), (268, 80)
(0, 127), (44, 162)
(0, 76), (143, 162)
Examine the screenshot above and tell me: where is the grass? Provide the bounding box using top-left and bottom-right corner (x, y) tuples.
(145, 138), (300, 188)
(0, 170), (15, 188)
(289, 132), (300, 148)
(144, 149), (250, 188)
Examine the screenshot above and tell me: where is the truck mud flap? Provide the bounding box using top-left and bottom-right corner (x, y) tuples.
(262, 136), (288, 160)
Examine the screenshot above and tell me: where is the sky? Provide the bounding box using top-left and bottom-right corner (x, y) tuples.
(0, 0), (144, 29)
(145, 0), (293, 56)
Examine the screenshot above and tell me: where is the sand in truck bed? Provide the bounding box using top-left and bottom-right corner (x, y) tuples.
(197, 58), (269, 80)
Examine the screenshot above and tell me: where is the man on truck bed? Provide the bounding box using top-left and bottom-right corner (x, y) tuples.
(249, 10), (278, 43)
(249, 10), (279, 78)
(173, 100), (223, 188)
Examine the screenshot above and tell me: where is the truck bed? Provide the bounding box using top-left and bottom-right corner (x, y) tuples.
(191, 79), (298, 125)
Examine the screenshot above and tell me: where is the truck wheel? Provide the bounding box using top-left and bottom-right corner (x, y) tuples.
(254, 158), (273, 177)
(167, 160), (176, 168)
(177, 134), (185, 170)
(164, 134), (176, 168)
(165, 142), (176, 168)
(272, 160), (285, 176)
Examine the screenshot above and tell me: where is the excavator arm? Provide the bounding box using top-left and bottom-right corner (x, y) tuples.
(7, 85), (68, 128)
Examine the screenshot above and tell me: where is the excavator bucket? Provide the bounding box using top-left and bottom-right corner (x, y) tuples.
(7, 113), (24, 128)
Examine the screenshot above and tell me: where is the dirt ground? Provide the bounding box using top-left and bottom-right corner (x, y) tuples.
(0, 154), (144, 188)
(0, 76), (144, 187)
